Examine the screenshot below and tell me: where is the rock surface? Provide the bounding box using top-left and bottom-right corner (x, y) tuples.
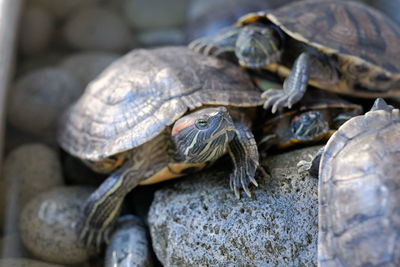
(7, 67), (82, 139)
(64, 7), (132, 52)
(0, 258), (63, 267)
(148, 146), (320, 266)
(0, 144), (63, 232)
(19, 186), (97, 265)
(105, 215), (153, 267)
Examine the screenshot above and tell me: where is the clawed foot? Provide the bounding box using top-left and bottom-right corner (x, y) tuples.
(229, 159), (259, 199)
(297, 154), (314, 175)
(262, 88), (297, 113)
(189, 37), (220, 56)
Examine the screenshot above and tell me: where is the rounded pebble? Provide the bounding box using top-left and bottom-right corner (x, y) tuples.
(19, 186), (97, 265)
(7, 67), (83, 139)
(59, 52), (120, 86)
(105, 215), (153, 267)
(137, 28), (185, 47)
(0, 144), (63, 232)
(123, 0), (188, 30)
(19, 5), (55, 56)
(29, 0), (99, 19)
(64, 7), (132, 52)
(0, 258), (63, 267)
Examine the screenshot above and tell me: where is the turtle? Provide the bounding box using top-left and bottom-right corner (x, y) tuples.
(258, 88), (363, 151)
(189, 0), (400, 113)
(299, 98), (400, 266)
(57, 46), (264, 247)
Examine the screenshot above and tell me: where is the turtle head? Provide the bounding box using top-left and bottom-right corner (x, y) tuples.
(235, 24), (283, 68)
(291, 110), (329, 141)
(172, 107), (236, 163)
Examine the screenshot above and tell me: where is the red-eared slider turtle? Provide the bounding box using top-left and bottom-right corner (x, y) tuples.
(58, 46), (263, 247)
(259, 89), (362, 151)
(190, 0), (400, 113)
(301, 99), (400, 266)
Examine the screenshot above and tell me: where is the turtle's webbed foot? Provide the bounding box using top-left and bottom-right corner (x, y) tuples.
(229, 158), (258, 199)
(79, 220), (112, 249)
(188, 37), (220, 56)
(262, 88), (296, 113)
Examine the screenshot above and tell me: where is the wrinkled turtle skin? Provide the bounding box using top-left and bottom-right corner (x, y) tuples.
(317, 99), (400, 266)
(259, 88), (362, 151)
(190, 0), (400, 112)
(58, 46), (264, 247)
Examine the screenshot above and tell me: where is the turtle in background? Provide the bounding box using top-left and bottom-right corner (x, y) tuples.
(58, 46), (263, 247)
(299, 98), (400, 266)
(190, 0), (400, 113)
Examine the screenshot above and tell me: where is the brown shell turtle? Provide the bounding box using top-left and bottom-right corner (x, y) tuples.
(300, 98), (400, 266)
(259, 88), (362, 151)
(190, 0), (400, 113)
(58, 46), (263, 247)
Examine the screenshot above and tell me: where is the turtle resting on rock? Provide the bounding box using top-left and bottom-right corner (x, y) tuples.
(299, 98), (400, 266)
(58, 46), (264, 247)
(190, 0), (400, 113)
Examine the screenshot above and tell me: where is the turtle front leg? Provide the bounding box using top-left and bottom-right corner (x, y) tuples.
(188, 26), (240, 56)
(262, 52), (312, 113)
(228, 123), (259, 198)
(79, 163), (141, 248)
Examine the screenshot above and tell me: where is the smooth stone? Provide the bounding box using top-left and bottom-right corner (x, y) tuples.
(7, 67), (83, 139)
(16, 52), (67, 77)
(137, 28), (185, 47)
(0, 144), (63, 232)
(105, 215), (153, 267)
(19, 5), (55, 56)
(0, 258), (62, 267)
(19, 186), (97, 265)
(29, 0), (99, 19)
(64, 7), (132, 52)
(59, 52), (120, 86)
(148, 146), (320, 266)
(123, 0), (189, 30)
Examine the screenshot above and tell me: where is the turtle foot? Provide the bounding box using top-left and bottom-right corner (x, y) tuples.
(188, 37), (220, 56)
(229, 159), (258, 199)
(262, 88), (296, 113)
(79, 220), (112, 250)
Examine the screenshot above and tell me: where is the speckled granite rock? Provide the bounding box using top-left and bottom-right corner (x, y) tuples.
(0, 144), (63, 232)
(0, 258), (63, 267)
(19, 186), (97, 265)
(148, 146), (320, 266)
(105, 215), (153, 267)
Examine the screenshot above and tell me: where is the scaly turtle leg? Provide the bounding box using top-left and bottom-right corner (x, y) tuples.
(189, 26), (240, 56)
(79, 162), (143, 248)
(262, 52), (311, 113)
(228, 123), (259, 198)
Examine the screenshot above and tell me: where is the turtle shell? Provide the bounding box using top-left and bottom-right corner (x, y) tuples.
(261, 89), (362, 149)
(58, 46), (263, 161)
(318, 105), (400, 265)
(238, 0), (400, 97)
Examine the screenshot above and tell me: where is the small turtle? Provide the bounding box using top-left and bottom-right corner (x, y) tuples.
(300, 99), (400, 266)
(190, 0), (400, 113)
(58, 46), (263, 246)
(259, 88), (362, 151)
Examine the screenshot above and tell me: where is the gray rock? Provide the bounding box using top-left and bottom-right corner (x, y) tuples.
(137, 28), (185, 47)
(371, 0), (400, 24)
(0, 234), (28, 258)
(123, 0), (189, 30)
(148, 146), (320, 266)
(105, 215), (153, 267)
(19, 5), (55, 56)
(59, 52), (120, 86)
(7, 67), (83, 139)
(30, 0), (99, 19)
(19, 186), (97, 265)
(0, 258), (63, 267)
(64, 7), (132, 52)
(0, 144), (64, 232)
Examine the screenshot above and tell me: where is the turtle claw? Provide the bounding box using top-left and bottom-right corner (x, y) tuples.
(229, 160), (258, 199)
(79, 220), (111, 250)
(262, 88), (295, 113)
(189, 37), (219, 56)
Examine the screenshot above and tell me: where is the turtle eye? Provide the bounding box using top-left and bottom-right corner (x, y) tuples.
(196, 119), (209, 129)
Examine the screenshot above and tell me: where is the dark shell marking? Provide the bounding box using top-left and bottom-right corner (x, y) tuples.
(239, 0), (400, 96)
(58, 46), (263, 160)
(318, 107), (400, 266)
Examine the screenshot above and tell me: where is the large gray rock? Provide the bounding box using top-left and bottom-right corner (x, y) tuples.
(148, 146), (320, 266)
